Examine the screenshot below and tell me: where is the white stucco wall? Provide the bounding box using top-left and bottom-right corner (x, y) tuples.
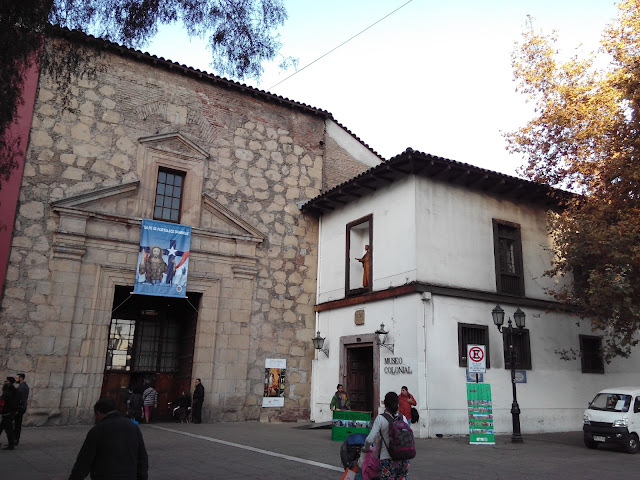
(414, 175), (566, 299)
(317, 176), (418, 303)
(311, 172), (640, 437)
(312, 292), (640, 438)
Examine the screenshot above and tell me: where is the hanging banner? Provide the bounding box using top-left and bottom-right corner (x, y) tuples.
(134, 219), (191, 298)
(262, 358), (286, 407)
(466, 383), (495, 445)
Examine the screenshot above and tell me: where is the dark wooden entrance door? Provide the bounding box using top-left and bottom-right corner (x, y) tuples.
(346, 345), (374, 413)
(101, 286), (199, 421)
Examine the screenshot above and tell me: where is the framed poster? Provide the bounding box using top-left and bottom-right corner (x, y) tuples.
(262, 358), (286, 407)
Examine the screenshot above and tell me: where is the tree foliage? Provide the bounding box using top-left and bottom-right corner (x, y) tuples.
(506, 2), (640, 360)
(0, 0), (289, 192)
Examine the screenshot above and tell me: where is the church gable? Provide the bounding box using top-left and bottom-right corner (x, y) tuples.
(138, 132), (209, 161)
(201, 193), (265, 241)
(51, 180), (140, 217)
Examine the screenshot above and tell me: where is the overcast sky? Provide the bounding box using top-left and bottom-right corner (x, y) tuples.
(144, 0), (620, 177)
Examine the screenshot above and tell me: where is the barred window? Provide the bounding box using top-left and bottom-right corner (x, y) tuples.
(580, 335), (604, 374)
(503, 329), (532, 370)
(458, 323), (490, 368)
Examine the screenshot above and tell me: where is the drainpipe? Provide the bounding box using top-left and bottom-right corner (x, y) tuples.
(421, 291), (432, 438)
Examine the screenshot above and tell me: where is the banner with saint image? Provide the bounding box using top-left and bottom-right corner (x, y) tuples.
(134, 219), (191, 298)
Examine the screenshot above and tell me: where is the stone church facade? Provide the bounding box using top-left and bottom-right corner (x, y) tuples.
(0, 28), (380, 425)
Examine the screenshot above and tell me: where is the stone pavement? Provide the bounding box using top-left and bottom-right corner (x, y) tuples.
(0, 421), (638, 479)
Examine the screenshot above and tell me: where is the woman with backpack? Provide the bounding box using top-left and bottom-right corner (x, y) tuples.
(363, 391), (412, 480)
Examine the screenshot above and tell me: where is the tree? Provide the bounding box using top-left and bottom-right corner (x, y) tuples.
(506, 2), (640, 360)
(0, 0), (290, 191)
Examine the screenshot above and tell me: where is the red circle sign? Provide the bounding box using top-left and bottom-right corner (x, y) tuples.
(469, 346), (484, 362)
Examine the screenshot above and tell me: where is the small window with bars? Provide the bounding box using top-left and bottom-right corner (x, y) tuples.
(458, 323), (490, 368)
(503, 329), (532, 370)
(580, 335), (604, 374)
(493, 219), (525, 296)
(154, 168), (185, 223)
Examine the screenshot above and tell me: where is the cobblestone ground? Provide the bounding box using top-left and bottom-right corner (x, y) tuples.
(1, 422), (637, 479)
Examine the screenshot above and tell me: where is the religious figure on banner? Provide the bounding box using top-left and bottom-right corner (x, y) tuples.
(356, 245), (371, 287)
(138, 246), (168, 284)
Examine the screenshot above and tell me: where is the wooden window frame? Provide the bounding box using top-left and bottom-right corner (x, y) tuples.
(579, 334), (604, 374)
(153, 167), (185, 224)
(458, 323), (491, 368)
(492, 219), (525, 296)
(345, 214), (373, 297)
(503, 329), (532, 370)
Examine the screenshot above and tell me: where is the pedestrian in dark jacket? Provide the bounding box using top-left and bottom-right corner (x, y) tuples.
(170, 390), (191, 423)
(69, 397), (148, 480)
(0, 376), (19, 450)
(191, 378), (204, 423)
(13, 373), (29, 445)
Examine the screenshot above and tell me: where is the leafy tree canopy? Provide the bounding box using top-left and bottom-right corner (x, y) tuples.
(506, 1), (640, 360)
(0, 0), (290, 191)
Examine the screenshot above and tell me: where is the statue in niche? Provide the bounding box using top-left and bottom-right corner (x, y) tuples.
(356, 245), (371, 287)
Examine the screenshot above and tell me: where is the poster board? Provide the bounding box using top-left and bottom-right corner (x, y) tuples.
(467, 383), (495, 445)
(262, 358), (286, 407)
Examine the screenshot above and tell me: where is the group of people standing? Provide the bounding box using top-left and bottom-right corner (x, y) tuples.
(0, 373), (29, 450)
(126, 378), (205, 424)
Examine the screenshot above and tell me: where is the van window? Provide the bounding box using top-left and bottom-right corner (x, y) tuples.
(589, 393), (632, 412)
(634, 397), (640, 414)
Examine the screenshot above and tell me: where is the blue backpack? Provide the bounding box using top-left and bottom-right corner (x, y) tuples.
(381, 413), (416, 461)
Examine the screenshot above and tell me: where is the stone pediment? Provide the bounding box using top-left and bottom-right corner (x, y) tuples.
(138, 132), (209, 160)
(201, 193), (265, 241)
(51, 180), (140, 215)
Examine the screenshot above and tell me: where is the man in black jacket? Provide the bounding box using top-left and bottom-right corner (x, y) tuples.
(69, 397), (148, 480)
(0, 376), (19, 450)
(191, 378), (204, 423)
(13, 373), (29, 445)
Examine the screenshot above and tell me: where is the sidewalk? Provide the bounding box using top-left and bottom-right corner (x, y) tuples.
(0, 422), (637, 479)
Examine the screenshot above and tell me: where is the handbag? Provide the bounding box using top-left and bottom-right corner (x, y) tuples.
(340, 466), (358, 480)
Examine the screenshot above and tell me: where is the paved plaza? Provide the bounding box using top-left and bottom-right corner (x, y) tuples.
(0, 421), (637, 479)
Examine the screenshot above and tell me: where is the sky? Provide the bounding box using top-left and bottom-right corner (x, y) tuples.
(144, 0), (621, 177)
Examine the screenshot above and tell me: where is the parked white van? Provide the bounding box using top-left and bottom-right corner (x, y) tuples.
(583, 387), (640, 453)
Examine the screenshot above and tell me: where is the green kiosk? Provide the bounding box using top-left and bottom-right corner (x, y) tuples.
(331, 410), (372, 441)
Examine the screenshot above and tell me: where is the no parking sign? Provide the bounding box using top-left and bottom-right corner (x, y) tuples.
(467, 344), (486, 373)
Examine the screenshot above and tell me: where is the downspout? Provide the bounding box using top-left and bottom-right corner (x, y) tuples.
(421, 291), (432, 438)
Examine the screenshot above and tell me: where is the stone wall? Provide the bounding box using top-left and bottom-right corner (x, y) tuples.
(0, 33), (375, 424)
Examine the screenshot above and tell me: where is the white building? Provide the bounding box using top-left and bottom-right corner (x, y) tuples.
(303, 148), (640, 438)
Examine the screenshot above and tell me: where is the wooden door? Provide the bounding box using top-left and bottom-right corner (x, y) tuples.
(346, 345), (373, 413)
(101, 372), (131, 415)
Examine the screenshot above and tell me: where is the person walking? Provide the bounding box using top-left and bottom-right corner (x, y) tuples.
(363, 392), (411, 480)
(398, 386), (416, 425)
(330, 384), (351, 411)
(69, 397), (148, 480)
(142, 384), (157, 423)
(191, 378), (204, 423)
(13, 373), (29, 445)
(0, 377), (19, 450)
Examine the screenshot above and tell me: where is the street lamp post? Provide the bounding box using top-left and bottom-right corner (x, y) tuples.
(492, 305), (526, 444)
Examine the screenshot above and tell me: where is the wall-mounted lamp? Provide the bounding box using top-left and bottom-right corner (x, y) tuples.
(312, 331), (329, 357)
(375, 323), (394, 354)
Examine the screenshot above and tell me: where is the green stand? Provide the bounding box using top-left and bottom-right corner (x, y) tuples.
(331, 410), (371, 441)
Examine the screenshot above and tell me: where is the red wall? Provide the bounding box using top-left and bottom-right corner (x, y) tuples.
(0, 59), (40, 298)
